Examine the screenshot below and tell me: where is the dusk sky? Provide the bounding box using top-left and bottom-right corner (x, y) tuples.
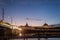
(0, 0), (60, 26)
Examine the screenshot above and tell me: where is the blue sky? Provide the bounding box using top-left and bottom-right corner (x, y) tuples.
(0, 0), (60, 26)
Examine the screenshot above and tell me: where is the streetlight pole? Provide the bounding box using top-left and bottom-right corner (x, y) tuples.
(11, 17), (13, 38)
(1, 8), (4, 24)
(11, 17), (13, 30)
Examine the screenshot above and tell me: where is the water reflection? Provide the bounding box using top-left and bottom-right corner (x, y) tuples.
(10, 38), (60, 40)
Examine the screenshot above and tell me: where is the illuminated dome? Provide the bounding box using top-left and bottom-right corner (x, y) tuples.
(42, 23), (49, 28)
(43, 23), (48, 26)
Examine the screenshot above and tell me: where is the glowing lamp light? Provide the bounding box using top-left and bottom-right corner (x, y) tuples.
(12, 26), (23, 31)
(19, 28), (22, 30)
(15, 27), (23, 31)
(19, 33), (22, 36)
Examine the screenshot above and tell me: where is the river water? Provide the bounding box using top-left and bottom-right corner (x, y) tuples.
(10, 38), (60, 40)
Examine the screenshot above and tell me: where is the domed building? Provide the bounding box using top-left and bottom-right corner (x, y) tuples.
(43, 23), (48, 26)
(43, 23), (49, 28)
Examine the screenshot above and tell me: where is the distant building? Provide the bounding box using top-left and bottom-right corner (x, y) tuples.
(25, 22), (29, 27)
(43, 23), (48, 26)
(43, 23), (49, 28)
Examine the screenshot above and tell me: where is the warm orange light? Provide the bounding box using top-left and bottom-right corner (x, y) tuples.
(12, 26), (23, 31)
(19, 33), (22, 36)
(19, 28), (22, 31)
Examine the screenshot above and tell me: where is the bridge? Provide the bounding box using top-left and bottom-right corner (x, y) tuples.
(0, 22), (60, 40)
(17, 27), (60, 38)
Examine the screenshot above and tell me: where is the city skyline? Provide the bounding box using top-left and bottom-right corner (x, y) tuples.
(0, 0), (60, 26)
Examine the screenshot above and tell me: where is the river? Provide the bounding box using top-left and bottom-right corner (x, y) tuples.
(10, 38), (60, 40)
